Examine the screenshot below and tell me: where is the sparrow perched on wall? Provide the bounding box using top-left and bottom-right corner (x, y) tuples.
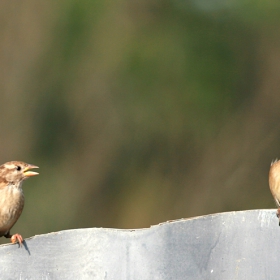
(0, 161), (38, 245)
(269, 159), (280, 225)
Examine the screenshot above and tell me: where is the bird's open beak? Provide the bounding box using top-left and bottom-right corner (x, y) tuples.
(23, 164), (39, 178)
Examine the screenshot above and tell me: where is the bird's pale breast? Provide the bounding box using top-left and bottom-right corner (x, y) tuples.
(0, 185), (24, 236)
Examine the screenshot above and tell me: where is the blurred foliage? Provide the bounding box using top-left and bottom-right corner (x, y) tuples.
(0, 0), (280, 243)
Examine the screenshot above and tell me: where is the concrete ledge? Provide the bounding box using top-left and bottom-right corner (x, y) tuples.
(0, 209), (277, 279)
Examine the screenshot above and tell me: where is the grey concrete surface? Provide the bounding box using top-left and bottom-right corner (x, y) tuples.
(0, 209), (277, 279)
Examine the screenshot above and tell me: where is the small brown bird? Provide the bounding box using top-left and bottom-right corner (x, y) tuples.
(0, 161), (38, 245)
(269, 159), (280, 224)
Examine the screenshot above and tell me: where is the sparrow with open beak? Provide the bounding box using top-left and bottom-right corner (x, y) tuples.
(0, 161), (39, 245)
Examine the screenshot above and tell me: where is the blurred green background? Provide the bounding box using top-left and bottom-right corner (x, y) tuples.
(0, 0), (279, 243)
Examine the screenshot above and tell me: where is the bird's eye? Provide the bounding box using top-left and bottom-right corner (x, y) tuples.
(16, 166), (21, 171)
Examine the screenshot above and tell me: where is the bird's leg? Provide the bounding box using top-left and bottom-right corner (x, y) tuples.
(11, 234), (23, 246)
(4, 231), (23, 246)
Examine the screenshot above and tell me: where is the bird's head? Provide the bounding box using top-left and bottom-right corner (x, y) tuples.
(0, 161), (39, 184)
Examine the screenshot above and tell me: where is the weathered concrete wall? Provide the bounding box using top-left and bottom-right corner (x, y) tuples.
(0, 210), (277, 279)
